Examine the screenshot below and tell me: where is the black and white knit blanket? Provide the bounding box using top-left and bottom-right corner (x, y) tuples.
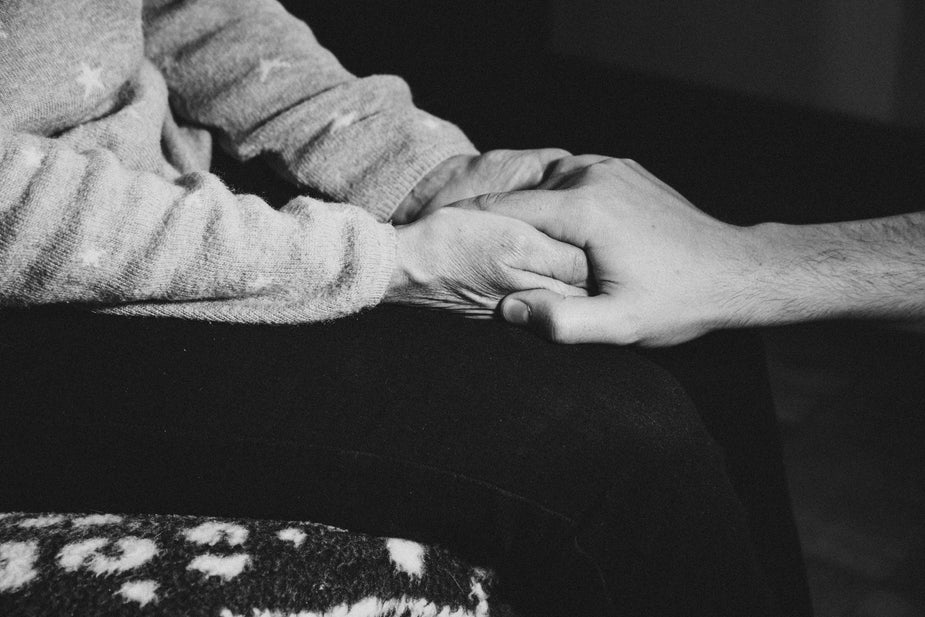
(0, 512), (496, 617)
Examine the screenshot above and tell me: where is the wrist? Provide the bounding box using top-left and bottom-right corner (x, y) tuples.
(737, 221), (844, 327)
(392, 155), (474, 224)
(384, 224), (422, 304)
(673, 223), (769, 333)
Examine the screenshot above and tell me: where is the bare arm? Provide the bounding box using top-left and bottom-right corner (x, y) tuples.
(461, 157), (925, 345)
(746, 213), (925, 326)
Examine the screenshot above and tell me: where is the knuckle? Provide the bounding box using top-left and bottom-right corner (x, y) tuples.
(543, 148), (571, 160)
(608, 316), (642, 346)
(621, 158), (648, 174)
(471, 192), (499, 211)
(522, 157), (546, 181)
(578, 155), (607, 169)
(545, 156), (570, 177)
(484, 149), (512, 165)
(487, 261), (514, 289)
(471, 194), (489, 210)
(499, 228), (530, 254)
(608, 329), (635, 346)
(544, 277), (576, 298)
(570, 250), (589, 282)
(541, 301), (576, 344)
(585, 162), (611, 179)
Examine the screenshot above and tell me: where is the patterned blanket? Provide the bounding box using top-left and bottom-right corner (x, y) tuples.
(0, 512), (496, 617)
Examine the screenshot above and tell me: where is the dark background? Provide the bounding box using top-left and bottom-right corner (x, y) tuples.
(551, 0), (925, 130)
(284, 3), (925, 616)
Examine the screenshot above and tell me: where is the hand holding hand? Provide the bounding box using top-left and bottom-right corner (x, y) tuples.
(464, 157), (763, 345)
(384, 207), (588, 317)
(391, 149), (570, 224)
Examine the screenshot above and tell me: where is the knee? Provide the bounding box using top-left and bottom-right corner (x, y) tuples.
(574, 353), (727, 478)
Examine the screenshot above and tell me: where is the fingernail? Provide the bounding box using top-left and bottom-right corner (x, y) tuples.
(503, 299), (530, 325)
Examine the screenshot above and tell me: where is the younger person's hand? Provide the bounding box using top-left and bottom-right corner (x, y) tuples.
(462, 157), (762, 345)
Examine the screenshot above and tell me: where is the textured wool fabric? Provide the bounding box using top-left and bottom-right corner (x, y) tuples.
(0, 0), (477, 322)
(0, 511), (495, 616)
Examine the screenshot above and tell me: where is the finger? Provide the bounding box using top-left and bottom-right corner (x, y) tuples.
(529, 147), (572, 165)
(500, 291), (627, 344)
(514, 271), (588, 298)
(516, 231), (589, 287)
(539, 154), (611, 189)
(502, 148), (572, 190)
(459, 191), (586, 248)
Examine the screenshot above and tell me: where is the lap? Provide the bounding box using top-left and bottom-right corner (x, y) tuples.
(0, 304), (802, 615)
(1, 304), (713, 507)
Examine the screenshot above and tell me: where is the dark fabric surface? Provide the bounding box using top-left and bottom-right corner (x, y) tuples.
(1, 306), (798, 616)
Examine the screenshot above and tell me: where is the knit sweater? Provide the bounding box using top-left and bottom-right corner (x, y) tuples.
(0, 0), (477, 322)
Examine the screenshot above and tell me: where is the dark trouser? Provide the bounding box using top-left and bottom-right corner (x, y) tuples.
(0, 305), (808, 616)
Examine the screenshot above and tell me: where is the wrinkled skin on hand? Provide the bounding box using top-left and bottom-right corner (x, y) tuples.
(385, 207), (588, 317)
(391, 149), (570, 224)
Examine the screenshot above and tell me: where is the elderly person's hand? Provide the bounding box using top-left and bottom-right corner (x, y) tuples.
(384, 206), (589, 316)
(391, 149), (570, 224)
(458, 157), (762, 345)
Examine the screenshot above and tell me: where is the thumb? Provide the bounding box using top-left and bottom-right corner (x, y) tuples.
(501, 290), (614, 344)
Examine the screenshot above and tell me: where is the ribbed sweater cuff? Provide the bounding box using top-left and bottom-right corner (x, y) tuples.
(338, 115), (480, 222)
(353, 218), (397, 309)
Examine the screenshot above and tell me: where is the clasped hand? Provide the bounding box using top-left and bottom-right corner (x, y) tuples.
(385, 148), (591, 317)
(387, 152), (760, 346)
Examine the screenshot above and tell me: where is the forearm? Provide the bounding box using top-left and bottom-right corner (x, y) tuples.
(0, 132), (395, 323)
(142, 0), (477, 220)
(742, 212), (925, 326)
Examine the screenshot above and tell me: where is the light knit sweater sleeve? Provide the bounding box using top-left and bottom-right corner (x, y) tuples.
(141, 0), (479, 222)
(0, 131), (396, 323)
